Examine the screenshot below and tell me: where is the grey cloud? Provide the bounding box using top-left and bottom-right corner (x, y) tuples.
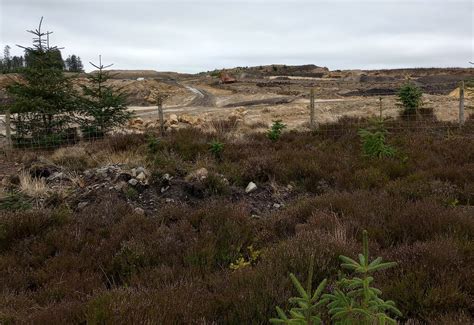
(1, 0), (472, 72)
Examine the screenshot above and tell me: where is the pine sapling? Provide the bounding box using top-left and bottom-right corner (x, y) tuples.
(267, 120), (286, 141)
(397, 82), (423, 118)
(79, 55), (132, 139)
(358, 119), (396, 159)
(209, 140), (224, 159)
(324, 230), (402, 324)
(270, 254), (328, 325)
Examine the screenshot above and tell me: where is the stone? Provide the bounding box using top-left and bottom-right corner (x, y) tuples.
(131, 168), (137, 177)
(1, 177), (10, 187)
(136, 167), (146, 174)
(134, 207), (145, 215)
(245, 182), (257, 193)
(47, 172), (65, 181)
(165, 198), (175, 203)
(77, 202), (88, 210)
(186, 168), (208, 182)
(273, 203), (281, 209)
(136, 172), (146, 181)
(169, 114), (179, 125)
(129, 118), (143, 126)
(128, 178), (139, 186)
(179, 114), (198, 125)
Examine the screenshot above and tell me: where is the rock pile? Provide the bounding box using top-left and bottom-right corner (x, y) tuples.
(229, 108), (248, 122)
(127, 113), (207, 132)
(82, 164), (151, 191)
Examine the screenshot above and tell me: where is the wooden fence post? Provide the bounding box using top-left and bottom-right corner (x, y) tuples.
(157, 97), (165, 136)
(459, 81), (465, 127)
(310, 89), (316, 129)
(5, 109), (12, 148)
(378, 97), (383, 120)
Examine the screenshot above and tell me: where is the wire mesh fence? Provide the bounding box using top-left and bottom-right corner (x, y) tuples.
(0, 80), (473, 151)
(312, 97), (468, 133)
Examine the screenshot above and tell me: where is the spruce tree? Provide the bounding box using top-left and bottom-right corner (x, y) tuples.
(64, 55), (72, 71)
(76, 56), (84, 72)
(78, 55), (132, 138)
(65, 54), (84, 73)
(3, 45), (11, 72)
(6, 17), (78, 147)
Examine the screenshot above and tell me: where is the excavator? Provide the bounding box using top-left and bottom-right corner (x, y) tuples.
(219, 70), (237, 84)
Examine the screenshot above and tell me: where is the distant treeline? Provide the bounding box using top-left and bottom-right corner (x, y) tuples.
(0, 45), (84, 73)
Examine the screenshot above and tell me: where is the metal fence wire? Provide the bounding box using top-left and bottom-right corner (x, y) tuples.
(0, 80), (473, 150)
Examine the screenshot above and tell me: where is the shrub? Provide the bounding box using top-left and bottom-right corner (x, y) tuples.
(397, 83), (423, 117)
(270, 255), (328, 324)
(165, 128), (210, 161)
(210, 117), (239, 136)
(203, 173), (230, 196)
(104, 133), (146, 152)
(124, 187), (139, 200)
(210, 70), (221, 77)
(183, 203), (254, 270)
(271, 231), (401, 324)
(209, 140), (224, 160)
(267, 120), (287, 141)
(146, 135), (160, 154)
(18, 170), (49, 199)
(325, 230), (401, 324)
(382, 239), (473, 319)
(229, 245), (261, 270)
(358, 120), (396, 158)
(0, 192), (32, 211)
(351, 167), (389, 189)
(51, 146), (96, 171)
(1, 121), (473, 323)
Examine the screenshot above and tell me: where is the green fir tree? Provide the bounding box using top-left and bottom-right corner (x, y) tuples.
(78, 55), (132, 139)
(6, 17), (78, 148)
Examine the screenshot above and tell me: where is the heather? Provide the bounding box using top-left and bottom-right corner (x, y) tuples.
(0, 119), (473, 324)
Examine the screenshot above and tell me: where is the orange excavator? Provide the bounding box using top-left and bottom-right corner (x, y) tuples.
(219, 70), (237, 84)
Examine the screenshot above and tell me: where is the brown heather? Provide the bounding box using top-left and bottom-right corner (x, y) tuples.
(0, 119), (473, 324)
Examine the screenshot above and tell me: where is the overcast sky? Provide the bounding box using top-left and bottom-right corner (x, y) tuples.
(0, 0), (473, 73)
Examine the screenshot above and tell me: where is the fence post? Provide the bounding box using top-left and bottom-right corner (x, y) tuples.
(5, 109), (12, 148)
(378, 97), (383, 120)
(310, 89), (316, 129)
(157, 97), (165, 136)
(459, 81), (465, 127)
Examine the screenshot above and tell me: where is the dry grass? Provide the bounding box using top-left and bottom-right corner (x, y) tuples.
(50, 136), (148, 170)
(330, 212), (348, 245)
(51, 146), (97, 171)
(18, 171), (49, 199)
(96, 149), (148, 167)
(0, 186), (6, 199)
(209, 116), (239, 137)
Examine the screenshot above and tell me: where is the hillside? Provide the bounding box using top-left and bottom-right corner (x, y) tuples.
(1, 119), (473, 323)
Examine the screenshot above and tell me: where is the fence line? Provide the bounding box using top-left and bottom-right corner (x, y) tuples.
(1, 80), (472, 150)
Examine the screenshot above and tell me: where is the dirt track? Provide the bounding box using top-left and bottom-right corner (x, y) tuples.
(0, 66), (472, 136)
(185, 85), (216, 107)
